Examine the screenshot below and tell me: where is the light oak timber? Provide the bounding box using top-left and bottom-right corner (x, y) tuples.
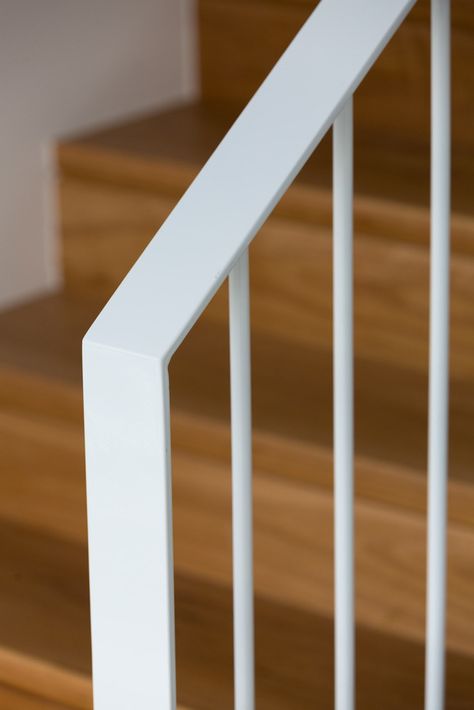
(0, 680), (76, 710)
(0, 522), (91, 708)
(57, 100), (474, 223)
(172, 410), (474, 529)
(175, 575), (474, 710)
(171, 450), (474, 657)
(198, 0), (474, 157)
(198, 0), (310, 99)
(59, 178), (176, 298)
(204, 0), (473, 20)
(2, 363), (473, 537)
(0, 652), (184, 710)
(1, 363), (474, 551)
(57, 97), (474, 389)
(170, 319), (474, 486)
(0, 294), (473, 488)
(1, 360), (474, 530)
(0, 294), (98, 383)
(0, 648), (91, 710)
(58, 176), (474, 381)
(0, 646), (193, 710)
(0, 519), (195, 709)
(1, 366), (473, 656)
(245, 217), (474, 379)
(0, 516), (472, 710)
(58, 142), (474, 258)
(4, 1), (471, 703)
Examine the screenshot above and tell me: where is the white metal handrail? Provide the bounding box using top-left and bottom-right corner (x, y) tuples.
(83, 1), (451, 708)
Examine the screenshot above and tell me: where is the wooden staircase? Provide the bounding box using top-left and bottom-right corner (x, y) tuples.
(1, 1), (473, 707)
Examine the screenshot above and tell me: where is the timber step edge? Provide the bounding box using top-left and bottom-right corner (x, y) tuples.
(57, 100), (474, 384)
(0, 301), (474, 657)
(0, 292), (473, 494)
(0, 516), (472, 710)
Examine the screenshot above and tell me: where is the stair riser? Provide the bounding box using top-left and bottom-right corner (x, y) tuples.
(199, 0), (474, 156)
(59, 175), (474, 379)
(3, 558), (474, 710)
(2, 369), (473, 657)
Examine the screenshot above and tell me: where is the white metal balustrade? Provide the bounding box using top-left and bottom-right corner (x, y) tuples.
(82, 0), (451, 708)
(426, 2), (451, 709)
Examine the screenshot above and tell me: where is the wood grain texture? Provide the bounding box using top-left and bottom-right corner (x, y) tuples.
(170, 318), (474, 485)
(171, 450), (474, 656)
(241, 216), (474, 379)
(0, 294), (97, 384)
(0, 682), (75, 710)
(198, 0), (474, 158)
(57, 99), (474, 386)
(7, 4), (471, 701)
(0, 363), (473, 657)
(199, 1), (311, 102)
(0, 295), (473, 491)
(58, 175), (474, 380)
(0, 515), (472, 709)
(175, 575), (474, 710)
(0, 291), (473, 488)
(0, 299), (472, 703)
(58, 100), (474, 217)
(0, 648), (90, 710)
(1, 358), (474, 542)
(60, 178), (175, 298)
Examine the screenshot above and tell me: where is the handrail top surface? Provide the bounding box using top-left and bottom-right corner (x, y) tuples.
(84, 0), (416, 364)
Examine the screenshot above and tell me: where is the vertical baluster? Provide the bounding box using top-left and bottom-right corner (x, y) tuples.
(425, 2), (451, 709)
(229, 249), (255, 710)
(333, 97), (355, 710)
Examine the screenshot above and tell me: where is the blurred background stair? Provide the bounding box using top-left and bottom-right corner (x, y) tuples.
(0, 0), (473, 707)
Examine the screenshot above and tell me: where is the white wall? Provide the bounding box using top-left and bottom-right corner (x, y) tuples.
(0, 0), (198, 309)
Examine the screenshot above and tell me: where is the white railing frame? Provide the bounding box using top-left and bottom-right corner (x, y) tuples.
(425, 1), (451, 709)
(229, 249), (255, 710)
(333, 96), (354, 710)
(82, 1), (452, 708)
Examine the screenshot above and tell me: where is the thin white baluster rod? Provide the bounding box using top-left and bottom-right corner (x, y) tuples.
(333, 97), (355, 710)
(425, 1), (451, 709)
(229, 249), (255, 710)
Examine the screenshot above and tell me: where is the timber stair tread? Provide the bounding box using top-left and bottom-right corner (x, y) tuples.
(1, 358), (473, 658)
(0, 296), (473, 706)
(58, 98), (474, 218)
(56, 98), (474, 387)
(0, 519), (473, 710)
(0, 292), (473, 490)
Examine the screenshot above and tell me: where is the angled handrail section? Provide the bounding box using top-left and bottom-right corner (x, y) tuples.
(83, 1), (418, 708)
(83, 0), (415, 361)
